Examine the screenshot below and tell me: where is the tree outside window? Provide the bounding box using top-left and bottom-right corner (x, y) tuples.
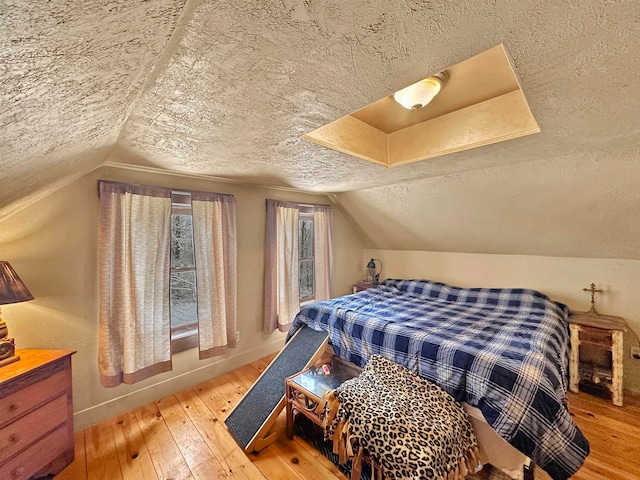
(170, 192), (198, 352)
(299, 205), (314, 302)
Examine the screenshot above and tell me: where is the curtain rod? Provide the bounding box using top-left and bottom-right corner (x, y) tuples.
(268, 199), (332, 208)
(97, 180), (234, 199)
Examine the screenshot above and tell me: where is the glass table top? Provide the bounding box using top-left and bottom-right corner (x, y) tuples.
(289, 357), (361, 398)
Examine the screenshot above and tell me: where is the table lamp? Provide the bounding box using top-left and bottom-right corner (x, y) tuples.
(0, 261), (34, 367)
(365, 258), (383, 285)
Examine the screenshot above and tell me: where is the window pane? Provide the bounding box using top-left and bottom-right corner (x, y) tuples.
(299, 219), (313, 259)
(299, 259), (314, 299)
(171, 214), (195, 268)
(170, 270), (198, 329)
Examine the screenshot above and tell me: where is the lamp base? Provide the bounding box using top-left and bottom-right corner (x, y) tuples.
(0, 354), (19, 367)
(0, 337), (19, 367)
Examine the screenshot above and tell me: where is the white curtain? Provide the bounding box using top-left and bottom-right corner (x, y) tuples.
(314, 205), (333, 301)
(191, 192), (237, 359)
(264, 199), (299, 333)
(98, 181), (172, 387)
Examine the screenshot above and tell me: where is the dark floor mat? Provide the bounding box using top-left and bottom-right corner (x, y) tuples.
(293, 414), (372, 480)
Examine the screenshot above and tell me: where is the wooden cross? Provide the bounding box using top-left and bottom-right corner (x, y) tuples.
(582, 283), (604, 314)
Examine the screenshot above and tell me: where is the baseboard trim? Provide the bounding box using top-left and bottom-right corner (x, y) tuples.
(623, 388), (640, 405)
(73, 339), (285, 430)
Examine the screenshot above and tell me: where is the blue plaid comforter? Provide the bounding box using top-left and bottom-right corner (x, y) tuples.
(290, 279), (589, 479)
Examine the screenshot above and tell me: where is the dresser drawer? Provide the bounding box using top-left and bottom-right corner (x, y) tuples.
(0, 392), (68, 461)
(579, 326), (613, 348)
(0, 423), (72, 480)
(0, 369), (67, 427)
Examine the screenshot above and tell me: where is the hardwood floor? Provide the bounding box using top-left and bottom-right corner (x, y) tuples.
(57, 355), (640, 479)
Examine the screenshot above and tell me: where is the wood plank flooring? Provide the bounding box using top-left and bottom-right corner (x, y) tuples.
(57, 354), (640, 479)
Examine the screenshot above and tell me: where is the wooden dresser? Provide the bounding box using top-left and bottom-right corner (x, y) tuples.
(0, 350), (75, 480)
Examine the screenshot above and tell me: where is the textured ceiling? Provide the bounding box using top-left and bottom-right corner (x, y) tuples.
(119, 0), (640, 191)
(0, 0), (187, 210)
(2, 1), (640, 258)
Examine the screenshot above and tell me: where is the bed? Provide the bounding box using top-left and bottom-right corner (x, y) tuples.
(288, 278), (589, 480)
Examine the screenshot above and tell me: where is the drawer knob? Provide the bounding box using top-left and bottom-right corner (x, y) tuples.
(8, 403), (19, 412)
(9, 433), (20, 443)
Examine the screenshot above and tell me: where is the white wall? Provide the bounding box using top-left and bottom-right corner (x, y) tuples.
(0, 164), (364, 430)
(365, 249), (640, 393)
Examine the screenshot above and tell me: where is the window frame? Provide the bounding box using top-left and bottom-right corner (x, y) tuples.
(170, 191), (198, 353)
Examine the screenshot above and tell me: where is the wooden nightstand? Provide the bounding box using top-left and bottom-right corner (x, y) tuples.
(569, 312), (626, 406)
(352, 281), (377, 294)
(0, 349), (75, 479)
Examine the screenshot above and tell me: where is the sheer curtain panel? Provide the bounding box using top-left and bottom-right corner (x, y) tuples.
(98, 181), (172, 387)
(191, 192), (237, 359)
(314, 205), (334, 301)
(264, 199), (300, 333)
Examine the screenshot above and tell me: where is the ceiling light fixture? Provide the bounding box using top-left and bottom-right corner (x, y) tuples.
(393, 71), (448, 111)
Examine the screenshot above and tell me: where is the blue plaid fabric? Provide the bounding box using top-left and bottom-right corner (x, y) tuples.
(290, 279), (589, 480)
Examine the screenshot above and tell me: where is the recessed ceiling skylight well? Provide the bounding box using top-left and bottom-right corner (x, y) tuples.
(302, 44), (540, 168)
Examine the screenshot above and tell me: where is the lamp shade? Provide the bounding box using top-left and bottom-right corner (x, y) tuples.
(0, 262), (34, 305)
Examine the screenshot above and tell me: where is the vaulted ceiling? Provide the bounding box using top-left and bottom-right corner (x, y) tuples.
(2, 1), (640, 258)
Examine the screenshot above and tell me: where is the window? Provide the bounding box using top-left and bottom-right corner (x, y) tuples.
(99, 180), (237, 386)
(170, 192), (198, 352)
(299, 205), (314, 302)
(263, 198), (331, 334)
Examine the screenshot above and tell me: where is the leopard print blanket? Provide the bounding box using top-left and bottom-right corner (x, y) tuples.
(322, 355), (479, 480)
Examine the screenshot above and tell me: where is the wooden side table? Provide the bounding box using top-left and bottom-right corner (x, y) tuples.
(352, 281), (377, 294)
(569, 312), (626, 406)
(285, 356), (361, 440)
(286, 357), (383, 477)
